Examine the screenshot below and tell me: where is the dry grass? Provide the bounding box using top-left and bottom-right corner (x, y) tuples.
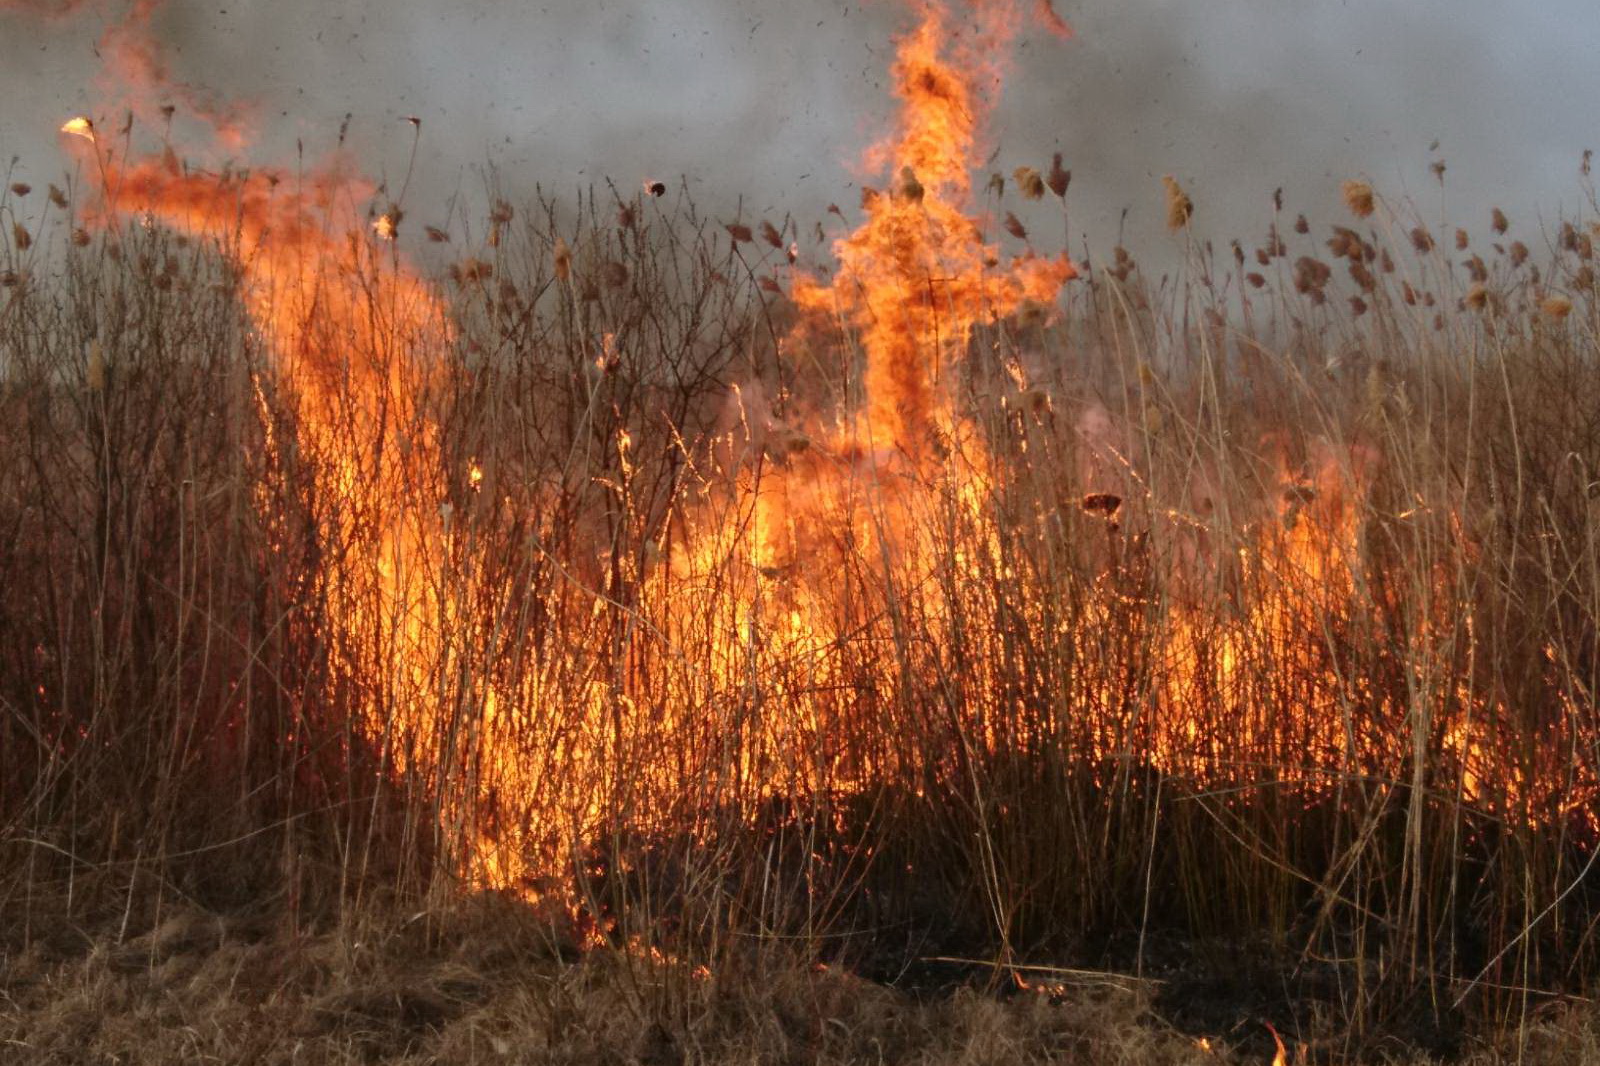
(5, 901), (1600, 1064)
(0, 900), (1221, 1066)
(3, 165), (1600, 1061)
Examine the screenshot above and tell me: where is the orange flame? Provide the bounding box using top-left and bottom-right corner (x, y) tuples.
(793, 0), (1075, 459)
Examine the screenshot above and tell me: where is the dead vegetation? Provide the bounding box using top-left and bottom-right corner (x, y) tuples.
(4, 156), (1600, 1061)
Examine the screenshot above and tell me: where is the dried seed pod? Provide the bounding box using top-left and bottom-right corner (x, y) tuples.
(1162, 175), (1192, 232)
(1013, 166), (1045, 200)
(1341, 179), (1375, 218)
(1046, 153), (1070, 198)
(898, 166), (924, 204)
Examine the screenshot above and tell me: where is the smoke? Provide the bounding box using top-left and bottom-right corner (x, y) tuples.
(0, 0), (1596, 256)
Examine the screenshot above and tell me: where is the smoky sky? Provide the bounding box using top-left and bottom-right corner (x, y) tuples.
(2, 0), (1598, 257)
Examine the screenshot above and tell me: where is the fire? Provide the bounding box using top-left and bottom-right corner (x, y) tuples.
(791, 0), (1075, 458)
(59, 115), (94, 141)
(22, 0), (1594, 922)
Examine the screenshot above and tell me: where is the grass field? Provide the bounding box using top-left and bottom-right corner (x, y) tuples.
(4, 3), (1600, 1063)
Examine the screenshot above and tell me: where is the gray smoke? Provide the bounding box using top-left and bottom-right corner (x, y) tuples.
(1, 0), (1596, 259)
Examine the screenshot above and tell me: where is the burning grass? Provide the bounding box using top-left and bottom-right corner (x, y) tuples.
(3, 3), (1600, 1061)
(4, 165), (1600, 1057)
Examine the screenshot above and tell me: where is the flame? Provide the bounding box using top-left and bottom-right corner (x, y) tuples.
(59, 115), (94, 141)
(792, 0), (1074, 458)
(24, 0), (1595, 918)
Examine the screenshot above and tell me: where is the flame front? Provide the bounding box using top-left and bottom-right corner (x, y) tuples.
(28, 0), (1594, 918)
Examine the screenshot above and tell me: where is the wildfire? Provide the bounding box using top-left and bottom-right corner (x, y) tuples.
(21, 0), (1593, 920)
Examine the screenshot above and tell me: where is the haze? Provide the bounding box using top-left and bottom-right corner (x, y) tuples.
(1, 0), (1597, 257)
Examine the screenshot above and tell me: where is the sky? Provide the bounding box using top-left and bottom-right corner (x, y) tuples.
(1, 0), (1598, 259)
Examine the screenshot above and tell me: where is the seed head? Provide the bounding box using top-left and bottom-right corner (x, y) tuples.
(553, 237), (571, 281)
(1341, 179), (1375, 219)
(1162, 175), (1192, 232)
(1491, 208), (1509, 235)
(1014, 166), (1045, 200)
(1046, 153), (1071, 198)
(1542, 293), (1573, 318)
(898, 166), (924, 204)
